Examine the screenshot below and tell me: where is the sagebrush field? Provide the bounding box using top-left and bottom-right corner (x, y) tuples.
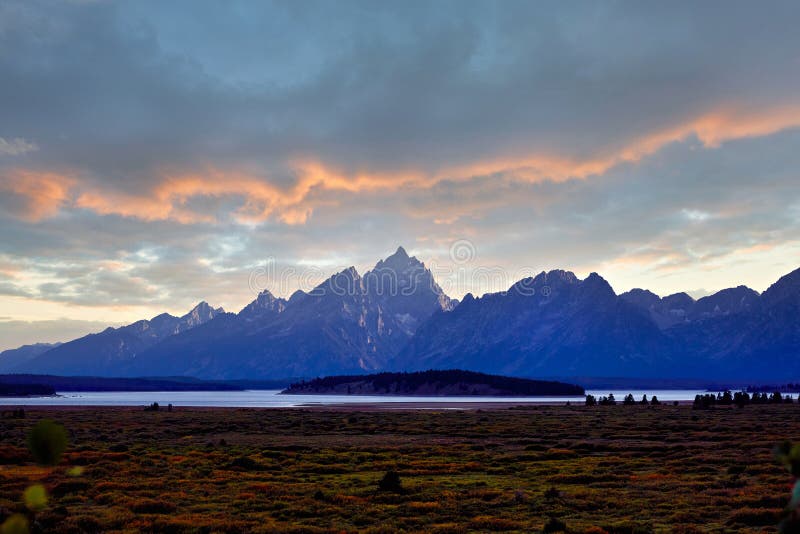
(0, 405), (796, 533)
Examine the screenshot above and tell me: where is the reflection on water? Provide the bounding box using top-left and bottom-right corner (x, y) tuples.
(0, 389), (714, 407)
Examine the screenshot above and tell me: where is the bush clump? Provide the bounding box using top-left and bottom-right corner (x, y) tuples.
(542, 516), (567, 533)
(377, 470), (403, 493)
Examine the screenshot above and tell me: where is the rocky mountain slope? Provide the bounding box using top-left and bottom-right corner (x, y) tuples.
(0, 343), (61, 373)
(122, 247), (453, 378)
(393, 270), (672, 377)
(399, 267), (800, 381)
(5, 248), (799, 382)
(17, 302), (223, 376)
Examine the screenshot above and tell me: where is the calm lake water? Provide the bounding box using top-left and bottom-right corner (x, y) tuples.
(0, 389), (718, 407)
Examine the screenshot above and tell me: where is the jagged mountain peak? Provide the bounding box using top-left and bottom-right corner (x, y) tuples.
(530, 269), (579, 285)
(762, 266), (800, 304)
(620, 288), (662, 311)
(582, 272), (616, 297)
(663, 292), (694, 305)
(183, 301), (223, 322)
(365, 246), (453, 318)
(149, 312), (177, 324)
(17, 250), (800, 381)
(288, 289), (307, 304)
(699, 285), (758, 301)
(393, 245), (409, 259)
(508, 269), (583, 295)
(584, 272), (609, 285)
(623, 288), (660, 298)
(309, 266), (364, 298)
(371, 245), (423, 273)
(239, 289), (287, 319)
(16, 299), (223, 376)
(341, 266), (361, 279)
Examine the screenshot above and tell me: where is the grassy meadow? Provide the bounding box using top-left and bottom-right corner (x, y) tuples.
(0, 404), (797, 533)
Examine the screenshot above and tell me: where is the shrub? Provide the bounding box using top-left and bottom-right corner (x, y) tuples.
(544, 486), (560, 500)
(598, 393), (616, 406)
(229, 456), (263, 471)
(734, 391), (750, 408)
(377, 470), (403, 493)
(693, 394), (717, 410)
(543, 516), (567, 533)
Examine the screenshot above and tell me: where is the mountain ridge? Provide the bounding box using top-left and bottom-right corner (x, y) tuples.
(3, 249), (798, 381)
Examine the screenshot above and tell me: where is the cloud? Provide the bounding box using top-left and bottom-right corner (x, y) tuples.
(0, 170), (73, 221)
(1, 0), (800, 344)
(0, 137), (37, 156)
(8, 101), (800, 226)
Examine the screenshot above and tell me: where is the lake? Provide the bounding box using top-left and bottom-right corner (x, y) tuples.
(0, 389), (719, 407)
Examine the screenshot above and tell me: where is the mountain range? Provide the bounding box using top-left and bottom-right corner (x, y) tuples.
(1, 247), (798, 381)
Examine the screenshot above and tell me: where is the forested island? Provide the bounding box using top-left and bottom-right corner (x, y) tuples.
(282, 370), (584, 396)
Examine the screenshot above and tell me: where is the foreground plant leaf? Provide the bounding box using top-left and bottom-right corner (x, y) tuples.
(27, 419), (68, 466)
(0, 514), (29, 534)
(23, 484), (48, 511)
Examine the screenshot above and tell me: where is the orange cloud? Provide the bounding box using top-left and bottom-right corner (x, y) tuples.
(291, 105), (800, 197)
(75, 164), (426, 225)
(438, 105), (800, 184)
(76, 169), (320, 225)
(7, 104), (800, 225)
(0, 170), (73, 221)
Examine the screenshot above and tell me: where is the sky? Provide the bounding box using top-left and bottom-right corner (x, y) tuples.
(1, 0), (800, 350)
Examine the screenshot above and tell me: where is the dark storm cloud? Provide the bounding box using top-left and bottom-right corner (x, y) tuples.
(2, 0), (800, 182)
